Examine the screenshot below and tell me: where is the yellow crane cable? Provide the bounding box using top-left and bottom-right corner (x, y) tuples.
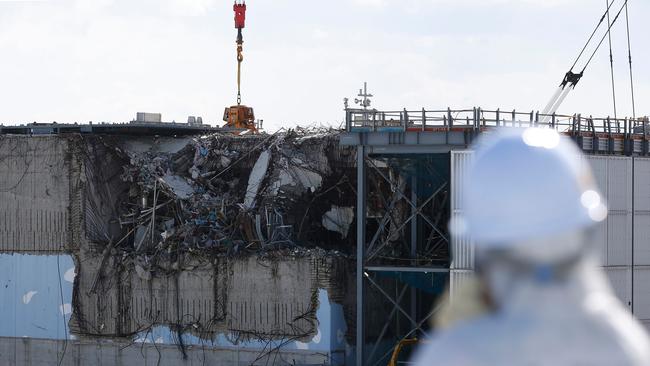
(237, 43), (243, 105)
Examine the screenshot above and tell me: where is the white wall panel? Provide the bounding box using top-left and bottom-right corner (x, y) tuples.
(634, 158), (650, 266)
(635, 215), (650, 265)
(634, 267), (650, 320)
(606, 157), (633, 211)
(604, 267), (632, 311)
(608, 213), (632, 266)
(450, 151), (474, 270)
(592, 219), (608, 265)
(585, 156), (633, 267)
(450, 213), (474, 270)
(449, 270), (475, 305)
(447, 152), (650, 320)
(586, 157), (609, 266)
(587, 157), (608, 198)
(634, 159), (650, 211)
(450, 151), (472, 213)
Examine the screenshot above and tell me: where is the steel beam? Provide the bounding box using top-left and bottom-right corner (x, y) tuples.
(366, 284), (410, 364)
(365, 266), (449, 273)
(356, 145), (366, 366)
(410, 176), (418, 329)
(365, 273), (425, 335)
(369, 302), (445, 366)
(367, 158), (449, 242)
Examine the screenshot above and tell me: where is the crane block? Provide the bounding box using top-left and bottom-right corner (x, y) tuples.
(234, 2), (246, 29)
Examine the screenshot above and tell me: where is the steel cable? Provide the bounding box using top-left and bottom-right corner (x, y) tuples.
(569, 0), (617, 71)
(605, 0), (618, 119)
(624, 1), (636, 119)
(580, 0), (628, 74)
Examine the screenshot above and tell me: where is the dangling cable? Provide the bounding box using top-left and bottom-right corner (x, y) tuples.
(541, 0), (629, 119)
(237, 31), (243, 106)
(580, 0), (628, 74)
(234, 1), (246, 106)
(624, 1), (636, 119)
(570, 0), (617, 71)
(605, 0), (618, 119)
(542, 0), (617, 118)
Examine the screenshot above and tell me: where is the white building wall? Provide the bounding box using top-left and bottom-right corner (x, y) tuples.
(448, 152), (649, 318)
(449, 151), (474, 271)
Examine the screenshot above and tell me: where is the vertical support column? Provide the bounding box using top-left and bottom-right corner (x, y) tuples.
(641, 120), (648, 156)
(346, 109), (351, 131)
(552, 113), (556, 129)
(410, 175), (418, 329)
(632, 156), (635, 314)
(422, 108), (426, 132)
(372, 111), (377, 132)
(356, 145), (366, 366)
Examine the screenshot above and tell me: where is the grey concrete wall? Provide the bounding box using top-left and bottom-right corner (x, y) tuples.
(0, 336), (332, 366)
(71, 252), (347, 342)
(226, 257), (316, 338)
(0, 136), (72, 252)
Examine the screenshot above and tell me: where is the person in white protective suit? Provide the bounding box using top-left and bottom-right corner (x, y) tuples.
(411, 128), (650, 366)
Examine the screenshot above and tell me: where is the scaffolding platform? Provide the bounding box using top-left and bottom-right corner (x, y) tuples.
(342, 107), (650, 155)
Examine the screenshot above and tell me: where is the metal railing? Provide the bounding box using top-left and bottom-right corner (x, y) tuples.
(346, 107), (649, 136)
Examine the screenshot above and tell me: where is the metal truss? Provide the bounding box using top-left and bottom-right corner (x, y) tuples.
(356, 146), (450, 365)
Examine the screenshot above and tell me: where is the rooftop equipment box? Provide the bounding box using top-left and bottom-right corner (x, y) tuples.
(136, 112), (162, 123)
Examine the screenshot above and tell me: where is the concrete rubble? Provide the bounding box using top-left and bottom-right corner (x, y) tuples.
(109, 127), (358, 254)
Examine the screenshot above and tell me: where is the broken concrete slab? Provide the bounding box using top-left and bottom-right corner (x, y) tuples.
(322, 206), (355, 239)
(244, 149), (270, 209)
(160, 173), (194, 199)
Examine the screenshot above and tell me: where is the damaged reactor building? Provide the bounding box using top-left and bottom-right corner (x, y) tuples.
(0, 113), (453, 365)
(0, 126), (373, 365)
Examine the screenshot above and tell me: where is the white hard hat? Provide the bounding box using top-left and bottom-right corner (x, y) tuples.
(456, 128), (607, 249)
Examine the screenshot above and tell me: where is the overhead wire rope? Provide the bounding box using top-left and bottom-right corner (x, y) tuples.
(605, 0), (618, 119)
(623, 1), (636, 119)
(569, 0), (617, 72)
(542, 0), (629, 119)
(580, 0), (628, 74)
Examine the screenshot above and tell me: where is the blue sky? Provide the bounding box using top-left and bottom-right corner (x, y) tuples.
(0, 0), (648, 130)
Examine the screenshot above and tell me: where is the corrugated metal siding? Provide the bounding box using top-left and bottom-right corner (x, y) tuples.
(634, 215), (650, 265)
(608, 214), (632, 266)
(604, 267), (632, 311)
(587, 156), (608, 197)
(584, 157), (608, 266)
(449, 270), (475, 305)
(449, 153), (634, 267)
(450, 151), (474, 270)
(605, 157), (633, 269)
(446, 152), (650, 320)
(634, 158), (650, 265)
(606, 157), (633, 212)
(593, 220), (608, 266)
(585, 156), (633, 267)
(634, 267), (650, 320)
